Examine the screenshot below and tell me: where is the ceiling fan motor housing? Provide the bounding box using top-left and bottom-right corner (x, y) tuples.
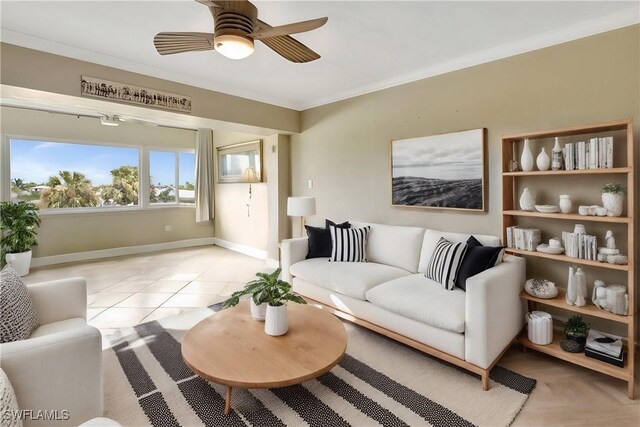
(212, 6), (256, 44)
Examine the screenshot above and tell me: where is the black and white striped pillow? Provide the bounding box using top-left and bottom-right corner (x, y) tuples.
(425, 237), (468, 290)
(329, 225), (370, 262)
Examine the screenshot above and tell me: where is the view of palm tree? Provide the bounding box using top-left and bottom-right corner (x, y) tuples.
(42, 171), (99, 208)
(101, 166), (139, 206)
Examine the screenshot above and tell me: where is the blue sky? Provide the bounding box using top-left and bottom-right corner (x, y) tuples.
(11, 139), (194, 186)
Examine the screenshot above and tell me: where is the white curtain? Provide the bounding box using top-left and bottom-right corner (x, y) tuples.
(195, 128), (214, 223)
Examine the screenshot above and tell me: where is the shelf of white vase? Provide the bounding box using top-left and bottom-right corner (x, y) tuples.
(502, 210), (632, 224)
(520, 290), (631, 324)
(505, 248), (630, 271)
(502, 167), (631, 176)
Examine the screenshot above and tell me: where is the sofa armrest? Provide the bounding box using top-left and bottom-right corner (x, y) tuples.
(280, 238), (309, 282)
(464, 255), (526, 369)
(0, 324), (103, 426)
(28, 278), (87, 324)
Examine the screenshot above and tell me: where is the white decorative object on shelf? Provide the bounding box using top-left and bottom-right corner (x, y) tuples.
(527, 311), (553, 345)
(607, 254), (628, 265)
(599, 247), (620, 255)
(521, 139), (534, 172)
(536, 147), (551, 171)
(593, 282), (628, 315)
(578, 205), (589, 216)
(536, 243), (564, 255)
(596, 207), (608, 216)
(573, 224), (586, 234)
(566, 266), (577, 306)
(588, 205), (598, 216)
(525, 278), (559, 298)
(574, 268), (587, 307)
(535, 205), (560, 213)
(559, 195), (572, 214)
(519, 187), (535, 211)
(605, 230), (616, 249)
(265, 304), (288, 336)
(552, 138), (563, 171)
(601, 184), (625, 217)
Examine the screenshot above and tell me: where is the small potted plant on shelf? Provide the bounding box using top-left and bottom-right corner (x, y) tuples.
(564, 314), (589, 351)
(0, 201), (41, 276)
(601, 183), (626, 217)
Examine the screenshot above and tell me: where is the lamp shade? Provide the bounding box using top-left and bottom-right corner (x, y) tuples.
(287, 197), (316, 216)
(241, 167), (259, 183)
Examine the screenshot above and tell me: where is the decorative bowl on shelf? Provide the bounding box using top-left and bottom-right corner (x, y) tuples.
(535, 205), (560, 213)
(536, 244), (564, 255)
(525, 278), (559, 299)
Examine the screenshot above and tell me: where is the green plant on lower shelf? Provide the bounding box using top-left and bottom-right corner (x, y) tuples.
(564, 314), (589, 337)
(602, 183), (626, 194)
(223, 268), (306, 308)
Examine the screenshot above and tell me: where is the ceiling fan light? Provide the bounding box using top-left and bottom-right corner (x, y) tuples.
(214, 34), (254, 60)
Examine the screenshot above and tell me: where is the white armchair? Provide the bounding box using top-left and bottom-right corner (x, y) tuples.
(0, 278), (103, 426)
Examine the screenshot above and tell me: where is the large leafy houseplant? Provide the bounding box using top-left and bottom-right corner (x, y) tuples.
(223, 268), (306, 308)
(0, 201), (41, 267)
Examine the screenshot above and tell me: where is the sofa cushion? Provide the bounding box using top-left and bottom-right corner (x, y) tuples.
(330, 225), (370, 262)
(455, 236), (506, 291)
(289, 258), (410, 300)
(418, 229), (500, 273)
(1, 266), (39, 343)
(365, 274), (466, 333)
(351, 222), (425, 273)
(30, 318), (87, 338)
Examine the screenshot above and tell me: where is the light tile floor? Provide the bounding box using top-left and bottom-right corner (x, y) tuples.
(23, 245), (274, 329)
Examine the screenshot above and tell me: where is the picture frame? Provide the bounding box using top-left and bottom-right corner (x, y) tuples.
(391, 128), (486, 211)
(217, 140), (263, 183)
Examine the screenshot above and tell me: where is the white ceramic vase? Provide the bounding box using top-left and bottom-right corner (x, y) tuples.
(559, 195), (572, 214)
(250, 299), (267, 321)
(536, 147), (551, 171)
(602, 192), (624, 217)
(5, 250), (32, 276)
(521, 139), (534, 172)
(574, 268), (587, 307)
(519, 187), (535, 211)
(265, 304), (288, 336)
(566, 266), (576, 306)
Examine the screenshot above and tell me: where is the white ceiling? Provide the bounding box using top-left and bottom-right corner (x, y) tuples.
(1, 1), (639, 111)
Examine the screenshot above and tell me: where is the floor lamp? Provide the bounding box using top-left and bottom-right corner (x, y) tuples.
(287, 197), (316, 237)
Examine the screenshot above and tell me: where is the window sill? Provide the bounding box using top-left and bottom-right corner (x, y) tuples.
(40, 205), (195, 217)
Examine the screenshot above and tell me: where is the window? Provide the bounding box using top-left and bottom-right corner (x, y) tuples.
(149, 150), (195, 206)
(9, 138), (139, 209)
(4, 137), (196, 212)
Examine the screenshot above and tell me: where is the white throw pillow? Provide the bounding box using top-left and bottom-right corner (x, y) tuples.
(425, 237), (468, 290)
(329, 225), (370, 262)
(0, 368), (22, 427)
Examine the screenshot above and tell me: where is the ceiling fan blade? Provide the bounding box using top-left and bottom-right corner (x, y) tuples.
(250, 17), (327, 40)
(154, 32), (215, 55)
(260, 35), (320, 63)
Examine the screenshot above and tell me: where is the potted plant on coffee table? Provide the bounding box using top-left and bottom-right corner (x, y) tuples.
(223, 268), (299, 321)
(259, 278), (307, 336)
(564, 314), (589, 351)
(0, 201), (41, 276)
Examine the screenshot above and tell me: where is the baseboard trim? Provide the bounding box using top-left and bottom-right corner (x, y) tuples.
(211, 237), (268, 260)
(31, 237), (216, 267)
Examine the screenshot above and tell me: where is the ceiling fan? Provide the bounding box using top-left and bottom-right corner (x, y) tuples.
(153, 0), (328, 63)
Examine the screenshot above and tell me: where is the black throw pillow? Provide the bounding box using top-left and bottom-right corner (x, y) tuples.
(305, 220), (350, 259)
(455, 236), (506, 291)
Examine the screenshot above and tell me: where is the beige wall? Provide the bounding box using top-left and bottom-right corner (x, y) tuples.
(291, 26), (639, 335)
(0, 43), (299, 134)
(0, 106), (213, 257)
(213, 130), (269, 252)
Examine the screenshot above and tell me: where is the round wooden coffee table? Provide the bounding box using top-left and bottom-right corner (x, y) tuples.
(182, 300), (347, 414)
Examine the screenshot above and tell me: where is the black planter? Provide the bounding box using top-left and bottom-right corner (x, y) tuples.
(566, 332), (587, 351)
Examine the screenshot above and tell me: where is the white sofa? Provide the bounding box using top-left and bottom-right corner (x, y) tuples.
(281, 222), (526, 389)
(0, 278), (103, 426)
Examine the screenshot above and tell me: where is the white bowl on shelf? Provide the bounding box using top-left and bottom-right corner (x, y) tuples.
(536, 243), (564, 255)
(535, 205), (560, 213)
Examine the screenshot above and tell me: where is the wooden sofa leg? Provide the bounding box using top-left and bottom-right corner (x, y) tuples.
(482, 371), (490, 391)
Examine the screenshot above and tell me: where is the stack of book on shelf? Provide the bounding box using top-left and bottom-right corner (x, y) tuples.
(585, 329), (624, 367)
(562, 231), (598, 260)
(506, 226), (541, 251)
(562, 137), (614, 171)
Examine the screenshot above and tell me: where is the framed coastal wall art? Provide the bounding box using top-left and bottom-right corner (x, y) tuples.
(391, 128), (487, 211)
(217, 140), (263, 183)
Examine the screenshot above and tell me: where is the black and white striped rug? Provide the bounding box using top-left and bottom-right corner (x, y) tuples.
(103, 305), (535, 426)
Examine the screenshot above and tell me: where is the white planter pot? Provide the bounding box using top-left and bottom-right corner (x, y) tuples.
(5, 250), (32, 276)
(250, 298), (267, 321)
(265, 304), (288, 336)
(602, 192), (624, 217)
